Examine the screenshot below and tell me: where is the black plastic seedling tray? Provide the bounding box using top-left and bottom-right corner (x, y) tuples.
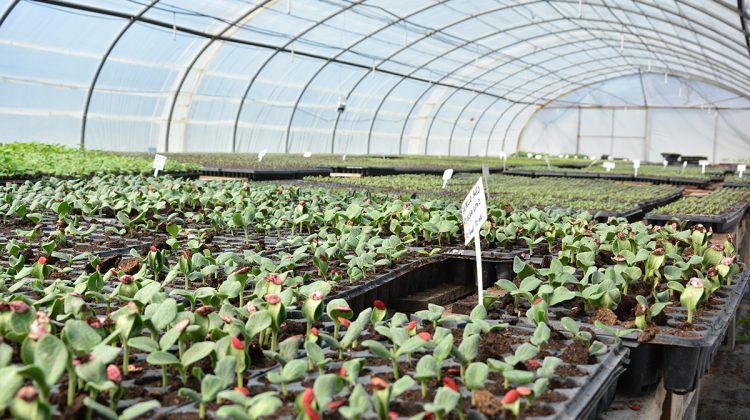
(645, 203), (749, 233)
(482, 267), (749, 395)
(721, 181), (750, 188)
(188, 322), (629, 420)
(200, 167), (332, 180)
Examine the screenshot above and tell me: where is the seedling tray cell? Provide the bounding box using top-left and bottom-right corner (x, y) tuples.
(645, 203), (749, 233)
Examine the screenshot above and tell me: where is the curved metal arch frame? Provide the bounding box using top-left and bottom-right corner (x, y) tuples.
(230, 0), (387, 154)
(506, 66), (750, 155)
(492, 64), (734, 155)
(264, 0), (750, 155)
(449, 35), (750, 156)
(80, 1), (160, 149)
(397, 21), (750, 158)
(0, 0), (20, 28)
(4, 0), (749, 155)
(162, 0), (273, 152)
(366, 8), (750, 158)
(423, 33), (750, 157)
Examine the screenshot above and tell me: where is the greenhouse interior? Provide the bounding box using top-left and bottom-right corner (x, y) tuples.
(2, 1), (750, 419)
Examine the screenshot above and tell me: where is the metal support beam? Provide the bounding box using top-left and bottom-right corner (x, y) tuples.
(712, 109), (719, 162)
(163, 1), (273, 153)
(576, 105), (582, 155)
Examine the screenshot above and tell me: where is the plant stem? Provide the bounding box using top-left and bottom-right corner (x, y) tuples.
(162, 366), (168, 389)
(391, 358), (400, 380)
(199, 402), (206, 420)
(67, 366), (76, 407)
(122, 341), (129, 375)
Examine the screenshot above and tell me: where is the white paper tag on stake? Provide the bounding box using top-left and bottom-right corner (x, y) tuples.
(699, 160), (709, 174)
(603, 162), (616, 172)
(442, 169), (454, 189)
(738, 164), (746, 178)
(481, 164), (490, 197)
(462, 177), (488, 245)
(633, 160), (640, 177)
(342, 154), (346, 161)
(153, 154), (167, 177)
(663, 160), (668, 167)
(303, 152), (312, 158)
(461, 177), (488, 307)
(258, 149), (267, 162)
(499, 151), (507, 159)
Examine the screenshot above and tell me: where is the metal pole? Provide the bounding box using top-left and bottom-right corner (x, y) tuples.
(576, 106), (582, 155)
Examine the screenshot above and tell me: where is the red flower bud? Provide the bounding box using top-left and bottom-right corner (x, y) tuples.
(339, 366), (347, 377)
(265, 294), (281, 305)
(231, 336), (244, 350)
(502, 389), (520, 404)
(9, 300), (30, 313)
(442, 377), (459, 392)
(175, 318), (190, 332)
(327, 400), (345, 410)
(220, 316), (232, 324)
(418, 332), (432, 341)
(527, 359), (541, 368)
(373, 300), (386, 310)
(234, 386), (250, 396)
(533, 297), (543, 305)
(516, 386), (532, 396)
(338, 317), (351, 328)
(334, 305), (351, 312)
(150, 245), (157, 252)
(370, 377), (388, 390)
(17, 386), (38, 402)
(107, 364), (122, 385)
(38, 256), (47, 265)
(302, 387), (318, 420)
(120, 275), (134, 284)
(388, 412), (398, 419)
(311, 327), (319, 337)
(406, 321), (417, 331)
(267, 273), (282, 285)
(194, 306), (215, 316)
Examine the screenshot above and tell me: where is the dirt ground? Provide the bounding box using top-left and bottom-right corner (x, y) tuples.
(697, 291), (750, 419)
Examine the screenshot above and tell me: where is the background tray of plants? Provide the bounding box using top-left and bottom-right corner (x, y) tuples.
(646, 187), (750, 232)
(449, 220), (745, 394)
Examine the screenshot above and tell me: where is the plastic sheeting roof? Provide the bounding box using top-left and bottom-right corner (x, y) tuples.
(1, 0), (749, 154)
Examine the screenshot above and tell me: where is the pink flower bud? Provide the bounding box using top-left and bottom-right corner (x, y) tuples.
(264, 294), (281, 305)
(266, 273), (282, 285)
(310, 290), (324, 301)
(107, 364), (122, 385)
(9, 301), (29, 313)
(175, 318), (190, 332)
(689, 277), (704, 288)
(17, 386), (38, 402)
(38, 256), (47, 265)
(120, 275), (134, 284)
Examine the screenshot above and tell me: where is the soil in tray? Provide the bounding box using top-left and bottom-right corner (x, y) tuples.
(449, 275), (732, 340)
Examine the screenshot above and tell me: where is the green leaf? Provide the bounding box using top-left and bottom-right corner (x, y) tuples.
(128, 336), (159, 353)
(33, 335), (68, 386)
(62, 320), (102, 353)
(396, 336), (426, 357)
(83, 397), (118, 420)
(391, 375), (415, 398)
(503, 369), (534, 385)
(181, 341), (214, 368)
(201, 374), (226, 403)
(464, 362), (488, 390)
(120, 400), (161, 420)
(313, 373), (342, 409)
(146, 351), (179, 366)
(0, 367), (23, 411)
(362, 340), (392, 360)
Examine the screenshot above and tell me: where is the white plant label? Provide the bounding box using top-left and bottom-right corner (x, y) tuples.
(527, 153), (533, 158)
(633, 160), (640, 177)
(342, 154), (346, 161)
(663, 160), (668, 167)
(461, 177), (488, 307)
(152, 154), (167, 178)
(481, 164), (490, 198)
(544, 155), (551, 169)
(535, 154), (542, 160)
(699, 160), (709, 174)
(258, 149), (267, 162)
(441, 169), (454, 189)
(500, 151), (507, 171)
(681, 161), (688, 174)
(603, 162), (616, 172)
(589, 155), (596, 160)
(303, 152), (312, 158)
(738, 164), (746, 178)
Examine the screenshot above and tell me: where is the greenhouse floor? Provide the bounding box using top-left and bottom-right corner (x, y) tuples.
(697, 291), (750, 420)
